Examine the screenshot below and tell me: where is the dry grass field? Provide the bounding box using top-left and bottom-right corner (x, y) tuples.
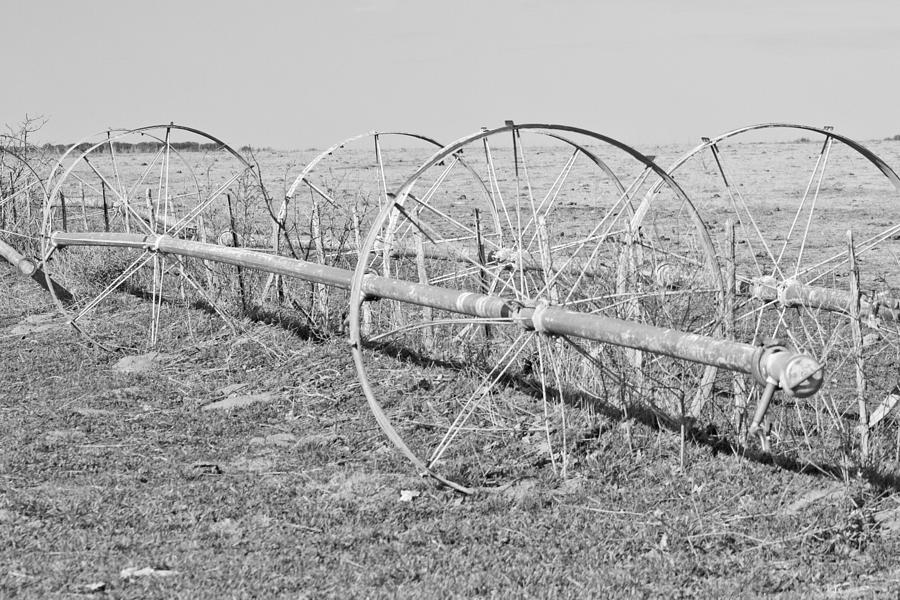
(4, 134), (900, 598)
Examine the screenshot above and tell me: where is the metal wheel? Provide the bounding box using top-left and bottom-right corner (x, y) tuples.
(348, 123), (723, 490)
(656, 124), (900, 465)
(40, 124), (267, 350)
(263, 131), (447, 332)
(1, 147), (50, 259)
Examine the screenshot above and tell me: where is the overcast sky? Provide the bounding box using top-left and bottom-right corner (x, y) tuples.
(4, 0), (899, 149)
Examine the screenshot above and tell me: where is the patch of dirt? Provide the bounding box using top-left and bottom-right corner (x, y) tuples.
(201, 391), (280, 411)
(207, 517), (242, 538)
(320, 471), (399, 502)
(41, 429), (87, 446)
(229, 456), (277, 473)
(6, 312), (64, 337)
(249, 432), (298, 447)
(498, 478), (540, 502)
(874, 504), (900, 532)
(70, 407), (117, 418)
(112, 352), (173, 374)
(784, 483), (847, 514)
(295, 432), (341, 450)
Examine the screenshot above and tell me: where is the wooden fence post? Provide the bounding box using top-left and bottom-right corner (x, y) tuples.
(101, 181), (110, 232)
(474, 208), (491, 343)
(724, 220), (747, 434)
(226, 192), (248, 311)
(59, 190), (68, 232)
(80, 182), (88, 228)
(848, 229), (869, 461)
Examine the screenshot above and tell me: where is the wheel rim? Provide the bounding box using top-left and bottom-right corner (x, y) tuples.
(657, 123), (900, 465)
(1, 148), (49, 259)
(262, 131), (448, 333)
(40, 124), (266, 350)
(349, 123), (723, 488)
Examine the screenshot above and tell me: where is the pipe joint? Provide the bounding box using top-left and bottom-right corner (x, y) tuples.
(510, 300), (539, 332)
(359, 272), (381, 302)
(751, 339), (823, 399)
(142, 234), (164, 252)
(510, 300), (558, 335)
(531, 300), (551, 333)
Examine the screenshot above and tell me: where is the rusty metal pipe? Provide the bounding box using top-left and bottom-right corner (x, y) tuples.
(1, 237), (73, 300)
(50, 231), (824, 396)
(650, 264), (900, 324)
(748, 276), (900, 323)
(52, 231), (354, 289)
(0, 238), (38, 277)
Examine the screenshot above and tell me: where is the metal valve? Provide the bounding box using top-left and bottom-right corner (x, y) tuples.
(748, 340), (824, 444)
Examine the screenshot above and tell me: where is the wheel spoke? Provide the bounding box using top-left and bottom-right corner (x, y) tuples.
(796, 222), (900, 284)
(81, 156), (154, 236)
(773, 136), (832, 271)
(523, 147), (580, 252)
(391, 200), (526, 300)
(173, 255), (239, 334)
(536, 336), (560, 473)
(482, 138), (515, 240)
(166, 170), (243, 237)
(427, 331), (535, 468)
(374, 133), (390, 212)
(707, 143), (776, 279)
(0, 179), (41, 206)
(158, 126), (173, 233)
(554, 167), (653, 304)
(125, 145), (166, 208)
(793, 136), (834, 276)
(149, 253), (166, 345)
(392, 157), (471, 245)
(303, 178), (341, 209)
(368, 317), (514, 343)
(107, 133), (125, 205)
(72, 251), (154, 322)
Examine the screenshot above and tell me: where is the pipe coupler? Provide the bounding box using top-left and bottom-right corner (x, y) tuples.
(16, 257), (36, 277)
(751, 341), (823, 399)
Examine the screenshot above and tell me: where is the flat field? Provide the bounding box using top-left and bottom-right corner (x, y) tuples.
(4, 136), (900, 598)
